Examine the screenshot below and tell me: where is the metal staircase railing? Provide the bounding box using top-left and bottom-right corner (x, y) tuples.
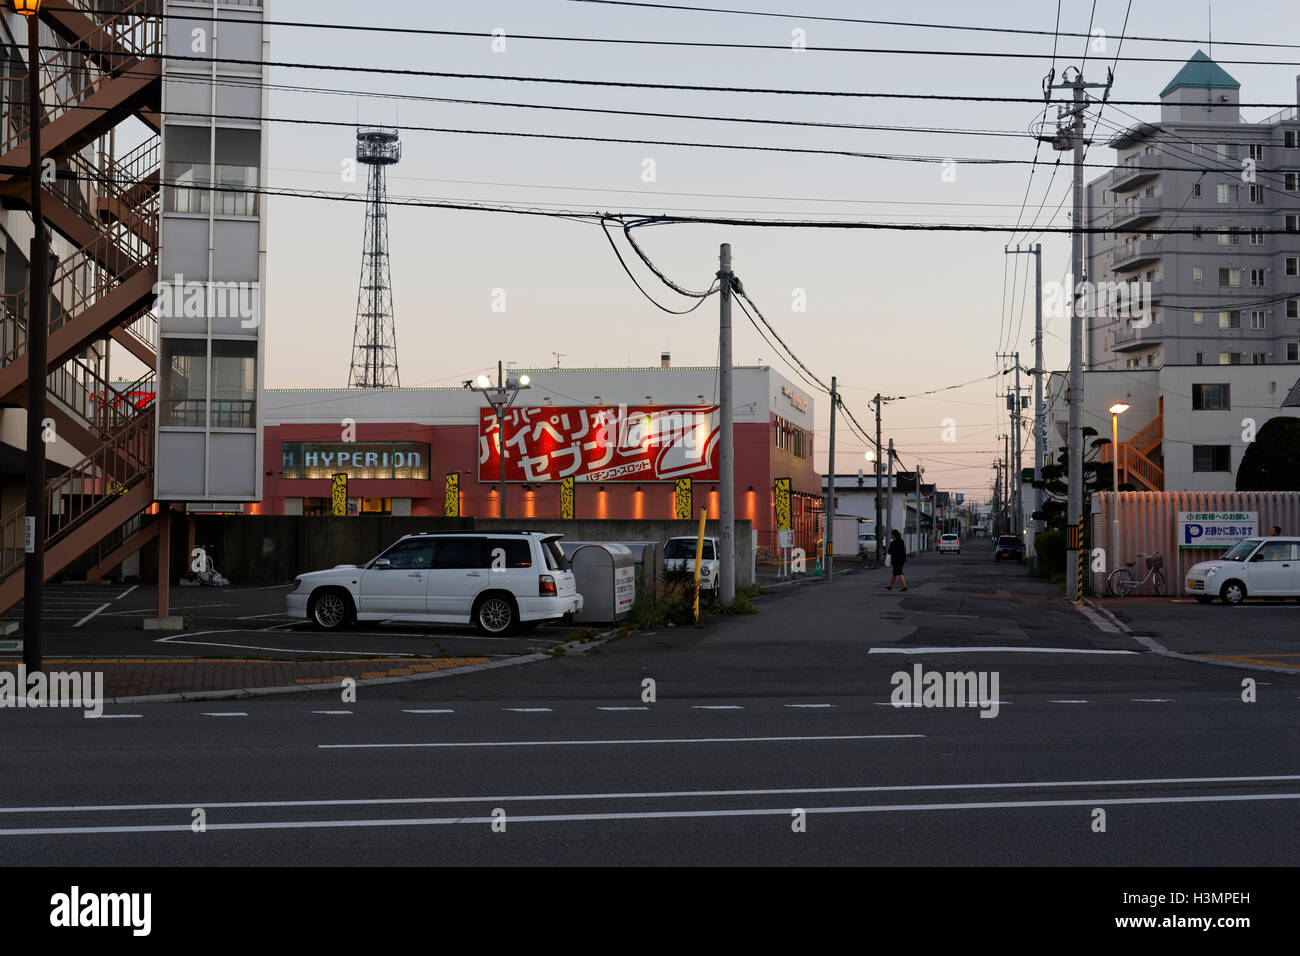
(0, 404), (154, 582)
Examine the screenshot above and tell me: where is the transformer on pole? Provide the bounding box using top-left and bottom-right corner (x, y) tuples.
(348, 127), (402, 389)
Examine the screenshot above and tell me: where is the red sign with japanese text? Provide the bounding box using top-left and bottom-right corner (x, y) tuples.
(478, 405), (721, 483)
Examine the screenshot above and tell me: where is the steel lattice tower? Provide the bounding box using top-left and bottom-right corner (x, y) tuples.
(348, 128), (402, 388)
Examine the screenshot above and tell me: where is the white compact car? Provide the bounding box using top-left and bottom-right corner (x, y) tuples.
(938, 533), (961, 554)
(287, 531), (583, 634)
(858, 532), (878, 558)
(663, 536), (720, 595)
(1184, 536), (1300, 606)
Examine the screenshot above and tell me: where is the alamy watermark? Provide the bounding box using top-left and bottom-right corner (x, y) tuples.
(153, 275), (260, 328)
(890, 663), (1000, 718)
(0, 665), (104, 717)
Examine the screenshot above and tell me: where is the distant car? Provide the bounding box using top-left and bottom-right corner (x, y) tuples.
(663, 536), (720, 595)
(1184, 536), (1300, 606)
(858, 531), (878, 557)
(287, 531), (582, 634)
(938, 533), (961, 554)
(993, 535), (1023, 562)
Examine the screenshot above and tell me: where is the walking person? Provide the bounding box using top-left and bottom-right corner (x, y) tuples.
(886, 528), (907, 591)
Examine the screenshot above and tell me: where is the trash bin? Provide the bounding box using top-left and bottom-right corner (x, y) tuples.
(570, 543), (637, 624)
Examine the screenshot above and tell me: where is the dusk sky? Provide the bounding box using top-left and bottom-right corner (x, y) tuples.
(257, 0), (1300, 498)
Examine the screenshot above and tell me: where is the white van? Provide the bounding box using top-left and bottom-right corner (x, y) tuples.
(287, 531), (583, 634)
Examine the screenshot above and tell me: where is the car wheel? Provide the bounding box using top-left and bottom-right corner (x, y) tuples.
(309, 589), (353, 631)
(1220, 580), (1247, 606)
(474, 593), (517, 635)
(1195, 596), (1214, 605)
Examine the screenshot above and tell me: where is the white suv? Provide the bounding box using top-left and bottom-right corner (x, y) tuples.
(287, 532), (583, 634)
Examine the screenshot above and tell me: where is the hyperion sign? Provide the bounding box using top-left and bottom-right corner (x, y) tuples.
(479, 405), (720, 483)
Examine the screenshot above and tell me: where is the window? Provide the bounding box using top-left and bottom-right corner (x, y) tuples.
(1248, 144), (1265, 161)
(1289, 342), (1300, 362)
(1193, 310), (1204, 325)
(1193, 446), (1232, 472)
(1216, 144), (1238, 161)
(1218, 268), (1241, 288)
(1217, 184), (1239, 203)
(1193, 266), (1204, 282)
(1193, 182), (1202, 197)
(1193, 225), (1203, 240)
(1288, 257), (1299, 277)
(1251, 310), (1267, 330)
(1195, 352), (1204, 365)
(1286, 130), (1299, 149)
(163, 125), (262, 216)
(1288, 172), (1300, 191)
(1219, 352), (1243, 365)
(432, 538), (488, 570)
(159, 338), (207, 427)
(485, 538), (533, 568)
(1289, 215), (1300, 233)
(1146, 354), (1156, 366)
(1192, 383), (1231, 410)
(1250, 228), (1265, 245)
(1192, 143), (1202, 157)
(1252, 352), (1268, 364)
(163, 125), (212, 215)
(375, 539), (437, 570)
(1250, 268), (1266, 287)
(1249, 184), (1264, 203)
(209, 340), (256, 428)
(1254, 542), (1299, 561)
(1217, 227), (1239, 245)
(1289, 300), (1299, 319)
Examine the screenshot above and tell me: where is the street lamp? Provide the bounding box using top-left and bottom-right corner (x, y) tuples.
(17, 0), (49, 671)
(466, 363), (531, 519)
(1109, 402), (1130, 576)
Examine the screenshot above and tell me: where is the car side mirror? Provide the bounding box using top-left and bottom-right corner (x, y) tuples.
(373, 558), (392, 569)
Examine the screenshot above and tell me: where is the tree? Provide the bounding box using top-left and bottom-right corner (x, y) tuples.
(1236, 417), (1300, 491)
(1030, 427), (1136, 532)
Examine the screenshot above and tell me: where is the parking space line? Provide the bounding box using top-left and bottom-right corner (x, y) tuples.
(88, 714), (142, 719)
(312, 711), (353, 716)
(1132, 698), (1174, 703)
(598, 706), (649, 711)
(692, 705), (743, 710)
(503, 707), (553, 713)
(785, 704), (834, 709)
(202, 713), (248, 718)
(1048, 700), (1090, 704)
(115, 585), (138, 600)
(402, 709), (455, 714)
(73, 603), (111, 628)
(322, 733), (925, 750)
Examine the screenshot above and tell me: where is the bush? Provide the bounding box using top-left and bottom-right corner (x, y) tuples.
(1033, 530), (1065, 577)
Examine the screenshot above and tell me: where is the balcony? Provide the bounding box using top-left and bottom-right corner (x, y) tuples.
(1110, 155), (1162, 192)
(1111, 240), (1162, 272)
(1110, 198), (1161, 231)
(1109, 323), (1162, 352)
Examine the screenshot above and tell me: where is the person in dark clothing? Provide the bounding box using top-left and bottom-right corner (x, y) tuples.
(886, 529), (907, 591)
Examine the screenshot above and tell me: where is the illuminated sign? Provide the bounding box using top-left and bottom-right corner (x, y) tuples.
(281, 442), (430, 480)
(782, 385), (809, 414)
(479, 405), (720, 483)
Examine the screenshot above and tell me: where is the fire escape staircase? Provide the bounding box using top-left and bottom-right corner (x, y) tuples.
(1100, 397), (1165, 492)
(0, 1), (163, 615)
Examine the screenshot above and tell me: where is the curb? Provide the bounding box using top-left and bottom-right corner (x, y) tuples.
(107, 629), (618, 704)
(1082, 598), (1300, 677)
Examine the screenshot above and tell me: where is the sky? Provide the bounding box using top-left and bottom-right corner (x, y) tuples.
(253, 0), (1300, 499)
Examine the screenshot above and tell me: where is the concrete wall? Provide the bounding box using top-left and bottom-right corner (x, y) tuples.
(170, 516), (753, 588)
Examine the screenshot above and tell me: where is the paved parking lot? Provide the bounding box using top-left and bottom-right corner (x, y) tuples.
(1097, 594), (1300, 670)
(1, 582), (586, 660)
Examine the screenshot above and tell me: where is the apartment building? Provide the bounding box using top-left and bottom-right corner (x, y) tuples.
(0, 1), (268, 612)
(1086, 51), (1300, 370)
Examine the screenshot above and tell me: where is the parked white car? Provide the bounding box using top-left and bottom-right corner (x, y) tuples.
(287, 531), (583, 634)
(1184, 536), (1300, 606)
(663, 536), (720, 595)
(858, 531), (878, 557)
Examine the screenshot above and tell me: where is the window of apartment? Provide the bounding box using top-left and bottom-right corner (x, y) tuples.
(212, 128), (261, 217)
(1218, 268), (1241, 288)
(1287, 172), (1300, 191)
(1193, 182), (1202, 197)
(1192, 143), (1203, 157)
(1193, 445), (1232, 472)
(162, 125), (211, 215)
(1192, 265), (1204, 282)
(1217, 184), (1239, 203)
(1251, 310), (1267, 330)
(1249, 184), (1265, 204)
(1216, 144), (1238, 161)
(1192, 383), (1232, 410)
(1219, 352), (1243, 365)
(1248, 143), (1265, 161)
(1218, 310), (1241, 328)
(1289, 342), (1300, 361)
(1146, 354), (1156, 366)
(1288, 257), (1300, 276)
(1217, 227), (1240, 245)
(1252, 352), (1268, 364)
(1250, 227), (1265, 245)
(163, 125), (261, 217)
(1195, 352), (1204, 365)
(1250, 268), (1266, 287)
(1193, 310), (1205, 325)
(1286, 130), (1299, 149)
(160, 338), (208, 427)
(1289, 299), (1299, 319)
(1289, 215), (1300, 233)
(210, 340), (257, 428)
(1193, 224), (1203, 239)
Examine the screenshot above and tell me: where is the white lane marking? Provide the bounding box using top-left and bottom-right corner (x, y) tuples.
(1075, 603), (1120, 633)
(503, 707), (553, 713)
(322, 734), (924, 750)
(785, 704), (834, 709)
(72, 603), (112, 628)
(115, 585), (138, 600)
(236, 612), (295, 621)
(403, 709), (455, 714)
(312, 711), (353, 716)
(1049, 700), (1090, 704)
(868, 646), (1135, 655)
(691, 705), (743, 710)
(8, 792), (1300, 835)
(153, 630), (418, 657)
(1132, 698), (1173, 703)
(874, 701), (1010, 707)
(202, 712), (248, 718)
(7, 773), (1300, 815)
(597, 706), (649, 711)
(87, 714), (142, 719)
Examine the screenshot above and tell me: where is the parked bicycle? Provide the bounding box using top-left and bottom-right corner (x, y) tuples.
(1106, 551), (1165, 598)
(189, 544), (230, 587)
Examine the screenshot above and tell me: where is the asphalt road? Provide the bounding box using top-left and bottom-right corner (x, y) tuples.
(1, 551), (1296, 866)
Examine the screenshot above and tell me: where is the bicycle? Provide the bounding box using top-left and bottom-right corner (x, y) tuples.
(189, 544), (230, 588)
(1106, 551), (1166, 598)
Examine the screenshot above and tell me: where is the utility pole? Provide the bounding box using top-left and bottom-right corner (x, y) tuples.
(914, 463), (924, 554)
(1014, 355), (1023, 537)
(885, 438), (895, 553)
(1005, 244), (1044, 540)
(825, 376), (838, 581)
(718, 244), (736, 605)
(870, 395), (896, 563)
(1042, 66), (1110, 601)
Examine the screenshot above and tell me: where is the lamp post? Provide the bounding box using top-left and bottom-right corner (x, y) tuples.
(17, 0), (47, 671)
(466, 363), (530, 520)
(1109, 402), (1130, 576)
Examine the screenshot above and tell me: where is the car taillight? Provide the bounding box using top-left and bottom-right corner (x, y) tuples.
(539, 574), (557, 596)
